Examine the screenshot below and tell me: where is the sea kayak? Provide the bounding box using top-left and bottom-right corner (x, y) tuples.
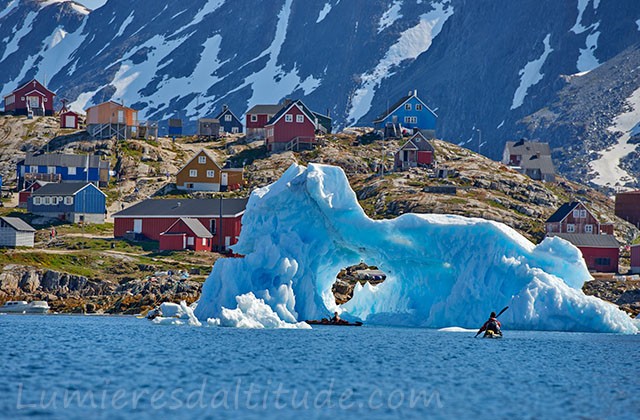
(483, 330), (503, 339)
(305, 320), (363, 326)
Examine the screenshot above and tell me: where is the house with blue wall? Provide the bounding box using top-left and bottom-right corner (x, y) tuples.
(373, 90), (437, 138)
(17, 153), (110, 189)
(214, 105), (243, 135)
(28, 183), (107, 224)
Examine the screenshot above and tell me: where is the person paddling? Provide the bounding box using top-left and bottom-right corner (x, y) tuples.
(477, 312), (501, 337)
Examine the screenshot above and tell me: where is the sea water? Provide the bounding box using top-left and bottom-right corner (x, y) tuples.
(1, 315), (638, 419)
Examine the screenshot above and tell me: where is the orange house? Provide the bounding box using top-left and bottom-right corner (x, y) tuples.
(175, 149), (244, 192)
(85, 101), (138, 140)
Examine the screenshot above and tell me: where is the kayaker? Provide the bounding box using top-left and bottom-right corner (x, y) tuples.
(477, 311), (501, 336)
(330, 311), (341, 324)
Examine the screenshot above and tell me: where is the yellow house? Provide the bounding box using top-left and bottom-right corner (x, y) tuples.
(175, 149), (243, 192)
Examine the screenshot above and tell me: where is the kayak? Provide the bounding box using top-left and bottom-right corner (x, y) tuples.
(305, 320), (363, 326)
(483, 330), (503, 339)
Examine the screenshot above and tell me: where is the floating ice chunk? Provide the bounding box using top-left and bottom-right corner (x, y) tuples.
(151, 301), (201, 326)
(438, 327), (476, 332)
(206, 293), (311, 329)
(194, 163), (637, 334)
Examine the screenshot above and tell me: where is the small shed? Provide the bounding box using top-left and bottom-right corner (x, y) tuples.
(394, 132), (434, 171)
(0, 217), (36, 248)
(60, 110), (80, 129)
(197, 118), (221, 139)
(159, 218), (213, 251)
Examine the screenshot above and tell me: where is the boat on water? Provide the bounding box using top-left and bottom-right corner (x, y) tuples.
(0, 301), (50, 314)
(305, 320), (363, 327)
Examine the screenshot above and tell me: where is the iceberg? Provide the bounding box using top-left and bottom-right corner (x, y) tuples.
(194, 163), (637, 334)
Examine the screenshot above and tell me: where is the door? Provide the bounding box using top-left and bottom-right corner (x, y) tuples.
(117, 110), (124, 123)
(225, 236), (231, 248)
(27, 96), (40, 108)
(65, 115), (75, 128)
(133, 219), (142, 233)
(221, 172), (228, 187)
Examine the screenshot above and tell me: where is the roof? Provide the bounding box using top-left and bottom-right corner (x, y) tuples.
(177, 149), (222, 173)
(505, 140), (551, 156)
(521, 153), (555, 174)
(545, 202), (581, 223)
(7, 79), (55, 97)
(175, 218), (213, 238)
(214, 106), (241, 122)
(32, 182), (103, 196)
(199, 118), (220, 123)
(246, 104), (284, 115)
(550, 233), (619, 248)
(373, 90), (438, 123)
(22, 153), (106, 169)
(113, 198), (249, 218)
(266, 100), (315, 126)
(85, 101), (136, 112)
(400, 132), (434, 152)
(0, 217), (35, 232)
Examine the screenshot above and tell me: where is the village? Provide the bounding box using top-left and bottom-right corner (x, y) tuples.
(1, 78), (640, 315)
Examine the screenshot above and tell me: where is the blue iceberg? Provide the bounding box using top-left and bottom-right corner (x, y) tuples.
(194, 164), (637, 333)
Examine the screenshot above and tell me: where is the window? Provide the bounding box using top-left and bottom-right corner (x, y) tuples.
(595, 258), (610, 266)
(585, 224), (593, 233)
(225, 114), (232, 122)
(68, 167), (76, 175)
(250, 115), (257, 122)
(33, 197), (41, 205)
(573, 209), (587, 218)
(198, 156), (206, 164)
(567, 224), (575, 233)
(202, 238), (207, 246)
(206, 170), (215, 178)
(189, 169), (197, 177)
(64, 196), (73, 205)
(285, 114), (293, 123)
(47, 166), (56, 174)
(187, 237), (194, 246)
(231, 127), (239, 134)
(405, 103), (412, 110)
(210, 220), (216, 234)
(296, 115), (304, 123)
(416, 104), (423, 111)
(29, 166), (37, 173)
(404, 116), (417, 124)
(44, 196), (51, 205)
(580, 210), (587, 218)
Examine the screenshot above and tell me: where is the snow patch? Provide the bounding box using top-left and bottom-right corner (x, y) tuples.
(115, 12), (134, 38)
(194, 163), (637, 333)
(589, 86), (640, 189)
(0, 0), (19, 19)
(316, 2), (332, 23)
(511, 34), (553, 110)
(577, 30), (600, 72)
(347, 1), (453, 125)
(497, 120), (504, 129)
(570, 0), (590, 34)
(1, 11), (37, 62)
(378, 0), (403, 33)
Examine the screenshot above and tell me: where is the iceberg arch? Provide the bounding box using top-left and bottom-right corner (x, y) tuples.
(194, 164), (637, 333)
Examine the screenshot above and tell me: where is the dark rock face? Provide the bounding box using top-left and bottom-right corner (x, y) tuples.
(2, 0), (640, 185)
(583, 279), (640, 316)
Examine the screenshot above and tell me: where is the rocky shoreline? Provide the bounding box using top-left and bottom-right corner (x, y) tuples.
(0, 265), (201, 315)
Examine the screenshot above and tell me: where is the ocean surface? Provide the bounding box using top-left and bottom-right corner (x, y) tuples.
(1, 315), (638, 419)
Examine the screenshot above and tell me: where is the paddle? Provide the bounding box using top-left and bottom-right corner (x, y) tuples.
(474, 306), (509, 338)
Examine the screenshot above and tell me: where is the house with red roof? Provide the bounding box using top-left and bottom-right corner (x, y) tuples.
(3, 79), (55, 117)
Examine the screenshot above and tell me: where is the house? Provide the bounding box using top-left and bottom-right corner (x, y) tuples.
(28, 182), (107, 224)
(394, 132), (435, 171)
(18, 180), (50, 208)
(549, 233), (620, 273)
(502, 139), (556, 182)
(265, 99), (327, 152)
(168, 118), (182, 137)
(197, 118), (221, 139)
(215, 105), (243, 135)
(85, 101), (139, 140)
(373, 90), (437, 138)
(630, 244), (640, 274)
(59, 109), (81, 129)
(545, 201), (604, 235)
(615, 190), (640, 228)
(3, 79), (55, 116)
(159, 218), (214, 252)
(112, 198), (248, 251)
(0, 217), (35, 248)
(16, 152), (110, 189)
(175, 149), (243, 192)
(245, 104), (285, 139)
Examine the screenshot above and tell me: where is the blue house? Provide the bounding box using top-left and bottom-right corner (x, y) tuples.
(28, 183), (107, 224)
(17, 153), (110, 189)
(373, 90), (437, 138)
(214, 105), (243, 135)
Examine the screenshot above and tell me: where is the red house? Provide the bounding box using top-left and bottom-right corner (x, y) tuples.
(394, 132), (434, 171)
(545, 201), (604, 235)
(631, 244), (640, 274)
(245, 103), (284, 139)
(3, 79), (55, 116)
(60, 109), (81, 129)
(112, 198), (248, 251)
(550, 233), (619, 273)
(18, 180), (50, 208)
(159, 218), (214, 252)
(265, 100), (320, 152)
(615, 190), (640, 228)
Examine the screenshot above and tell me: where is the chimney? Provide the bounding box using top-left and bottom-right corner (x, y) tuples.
(414, 89), (417, 96)
(223, 104), (228, 111)
(282, 98), (292, 107)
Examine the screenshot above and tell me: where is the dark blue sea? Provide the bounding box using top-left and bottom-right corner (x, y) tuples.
(0, 315), (638, 419)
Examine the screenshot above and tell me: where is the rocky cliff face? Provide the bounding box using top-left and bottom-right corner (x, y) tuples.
(2, 0), (640, 186)
(0, 265), (201, 314)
